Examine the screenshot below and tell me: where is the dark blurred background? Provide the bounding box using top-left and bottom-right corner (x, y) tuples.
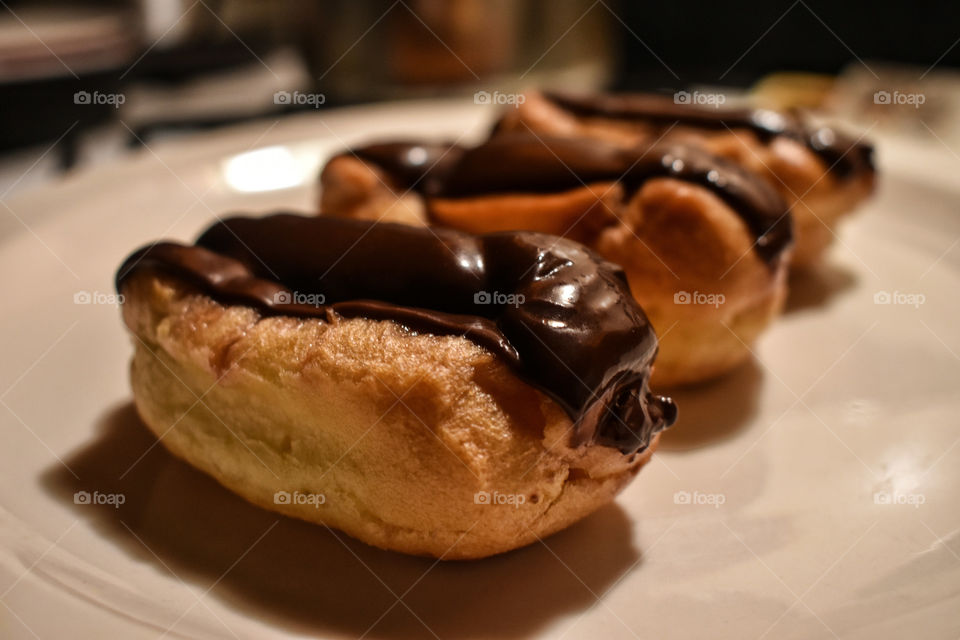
(615, 1), (959, 87)
(0, 0), (955, 173)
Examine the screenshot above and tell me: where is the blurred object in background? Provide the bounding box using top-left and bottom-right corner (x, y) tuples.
(123, 0), (308, 137)
(387, 0), (519, 85)
(2, 0), (960, 196)
(132, 0), (614, 101)
(122, 48), (309, 141)
(0, 0), (614, 152)
(295, 0), (615, 100)
(0, 3), (136, 151)
(828, 63), (960, 143)
(749, 72), (838, 111)
(747, 62), (960, 155)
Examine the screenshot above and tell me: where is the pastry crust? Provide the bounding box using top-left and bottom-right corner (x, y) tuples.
(320, 156), (788, 387)
(496, 91), (874, 266)
(594, 178), (788, 384)
(120, 270), (657, 559)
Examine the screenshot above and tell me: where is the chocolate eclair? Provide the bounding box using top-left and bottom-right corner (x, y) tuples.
(319, 133), (793, 386)
(492, 90), (875, 266)
(116, 213), (675, 559)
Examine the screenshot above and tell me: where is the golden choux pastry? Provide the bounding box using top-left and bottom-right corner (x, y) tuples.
(116, 213), (676, 559)
(493, 90), (875, 266)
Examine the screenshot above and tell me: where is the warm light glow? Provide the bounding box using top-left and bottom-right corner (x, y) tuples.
(222, 146), (307, 193)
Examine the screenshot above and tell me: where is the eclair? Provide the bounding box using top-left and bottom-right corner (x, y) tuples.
(319, 133), (793, 386)
(116, 213), (676, 559)
(492, 90), (875, 266)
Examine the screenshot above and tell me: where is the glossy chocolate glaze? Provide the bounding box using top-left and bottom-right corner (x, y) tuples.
(116, 213), (677, 454)
(351, 134), (792, 265)
(539, 90), (875, 179)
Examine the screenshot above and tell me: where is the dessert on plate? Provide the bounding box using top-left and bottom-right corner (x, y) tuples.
(116, 213), (676, 559)
(493, 90), (875, 266)
(320, 133), (793, 386)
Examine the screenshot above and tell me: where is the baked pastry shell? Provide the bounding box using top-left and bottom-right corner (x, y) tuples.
(120, 270), (657, 559)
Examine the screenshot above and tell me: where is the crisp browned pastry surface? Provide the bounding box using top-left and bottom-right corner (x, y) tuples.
(120, 270), (658, 559)
(496, 90), (874, 266)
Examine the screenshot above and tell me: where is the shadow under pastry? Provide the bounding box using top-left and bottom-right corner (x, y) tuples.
(785, 259), (858, 314)
(41, 402), (643, 639)
(658, 359), (764, 451)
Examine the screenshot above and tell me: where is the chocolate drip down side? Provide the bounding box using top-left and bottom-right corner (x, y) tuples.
(540, 90), (875, 180)
(346, 135), (792, 265)
(116, 213), (677, 455)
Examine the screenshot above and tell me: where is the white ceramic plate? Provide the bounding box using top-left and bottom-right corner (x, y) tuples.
(1, 100), (958, 640)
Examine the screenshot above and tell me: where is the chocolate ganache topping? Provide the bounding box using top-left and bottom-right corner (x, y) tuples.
(538, 90), (875, 180)
(352, 133), (792, 265)
(116, 213), (677, 455)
